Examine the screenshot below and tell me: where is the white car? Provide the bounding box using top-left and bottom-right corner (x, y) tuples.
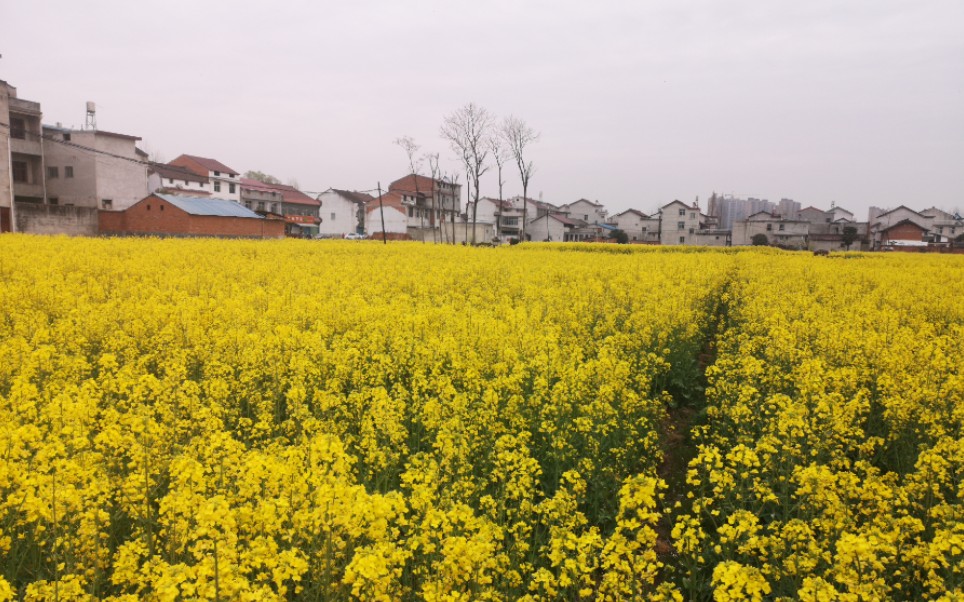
(344, 232), (366, 240)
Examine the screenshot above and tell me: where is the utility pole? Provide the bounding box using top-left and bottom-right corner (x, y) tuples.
(377, 182), (386, 245)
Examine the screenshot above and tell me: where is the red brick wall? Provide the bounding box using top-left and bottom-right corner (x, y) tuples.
(99, 196), (285, 238)
(883, 223), (926, 241)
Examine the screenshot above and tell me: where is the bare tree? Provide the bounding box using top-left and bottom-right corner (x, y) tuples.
(441, 103), (492, 245)
(503, 116), (539, 241)
(424, 152), (442, 243)
(244, 170), (282, 185)
(395, 136), (425, 241)
(487, 134), (509, 241)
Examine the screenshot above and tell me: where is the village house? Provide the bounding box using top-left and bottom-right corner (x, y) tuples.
(240, 178), (320, 237)
(867, 205), (933, 249)
(731, 211), (809, 248)
(658, 200), (711, 245)
(167, 154), (241, 202)
(316, 189), (373, 237)
(559, 198), (608, 225)
(474, 197), (526, 242)
(919, 207), (962, 244)
(43, 125), (148, 210)
(148, 162), (210, 197)
(369, 174), (465, 241)
(98, 193), (284, 238)
(608, 209), (660, 243)
(365, 191), (410, 239)
(528, 213), (577, 242)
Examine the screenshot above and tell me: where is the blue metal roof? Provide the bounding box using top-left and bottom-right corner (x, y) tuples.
(598, 223), (618, 231)
(154, 194), (263, 218)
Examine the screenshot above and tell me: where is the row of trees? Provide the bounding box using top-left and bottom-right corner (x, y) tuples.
(393, 103), (539, 244)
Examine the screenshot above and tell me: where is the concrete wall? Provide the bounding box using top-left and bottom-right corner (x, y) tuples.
(15, 202), (99, 235)
(0, 82), (12, 213)
(528, 215), (566, 242)
(367, 205), (407, 235)
(318, 191), (362, 236)
(44, 130), (147, 210)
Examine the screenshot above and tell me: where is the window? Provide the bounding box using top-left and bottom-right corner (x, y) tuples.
(47, 166), (59, 179)
(63, 133), (71, 142)
(229, 183), (236, 194)
(678, 208), (685, 216)
(169, 178), (175, 184)
(160, 204), (165, 211)
(49, 197), (58, 205)
(679, 236), (685, 243)
(257, 202), (265, 211)
(677, 221), (685, 230)
(146, 204), (151, 210)
(689, 228), (694, 234)
(184, 180), (189, 186)
(690, 212), (696, 219)
(65, 166), (74, 178)
(214, 181), (221, 192)
(214, 171), (220, 176)
(408, 207), (414, 217)
(778, 224), (785, 231)
(766, 223), (773, 231)
(244, 202), (252, 209)
(12, 161), (27, 182)
(200, 182), (206, 188)
(10, 118), (25, 140)
(331, 212), (336, 220)
(102, 199), (113, 209)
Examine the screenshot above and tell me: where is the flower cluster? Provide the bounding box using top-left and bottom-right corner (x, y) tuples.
(674, 252), (964, 600)
(0, 237), (731, 600)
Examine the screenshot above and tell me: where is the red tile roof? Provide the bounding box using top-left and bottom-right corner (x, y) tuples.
(366, 191), (405, 210)
(169, 154), (239, 176)
(389, 174), (449, 195)
(150, 162), (208, 184)
(240, 178), (319, 206)
(330, 189), (376, 205)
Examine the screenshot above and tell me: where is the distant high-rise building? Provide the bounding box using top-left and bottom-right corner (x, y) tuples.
(707, 193), (777, 229)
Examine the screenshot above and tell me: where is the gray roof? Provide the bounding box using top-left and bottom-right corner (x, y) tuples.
(154, 194), (263, 218)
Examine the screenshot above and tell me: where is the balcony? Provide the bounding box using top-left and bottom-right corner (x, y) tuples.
(9, 97), (42, 116)
(13, 182), (44, 200)
(10, 137), (42, 157)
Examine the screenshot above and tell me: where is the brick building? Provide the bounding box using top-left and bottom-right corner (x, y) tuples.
(99, 193), (284, 238)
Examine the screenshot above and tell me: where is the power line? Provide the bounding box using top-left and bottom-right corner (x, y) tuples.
(0, 121), (149, 166)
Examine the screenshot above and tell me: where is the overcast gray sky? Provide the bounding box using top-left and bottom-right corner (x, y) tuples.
(3, 0), (962, 217)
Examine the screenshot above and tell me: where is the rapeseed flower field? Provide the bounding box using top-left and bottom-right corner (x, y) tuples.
(0, 236), (960, 601)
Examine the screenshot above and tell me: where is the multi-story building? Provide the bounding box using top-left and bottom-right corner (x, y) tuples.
(43, 125), (148, 210)
(659, 200), (709, 245)
(919, 207), (962, 243)
(167, 154), (241, 202)
(559, 198), (607, 224)
(381, 174), (463, 242)
(1, 80), (46, 230)
(239, 178), (320, 237)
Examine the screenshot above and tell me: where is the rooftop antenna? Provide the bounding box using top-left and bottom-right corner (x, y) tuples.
(85, 101), (96, 130)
